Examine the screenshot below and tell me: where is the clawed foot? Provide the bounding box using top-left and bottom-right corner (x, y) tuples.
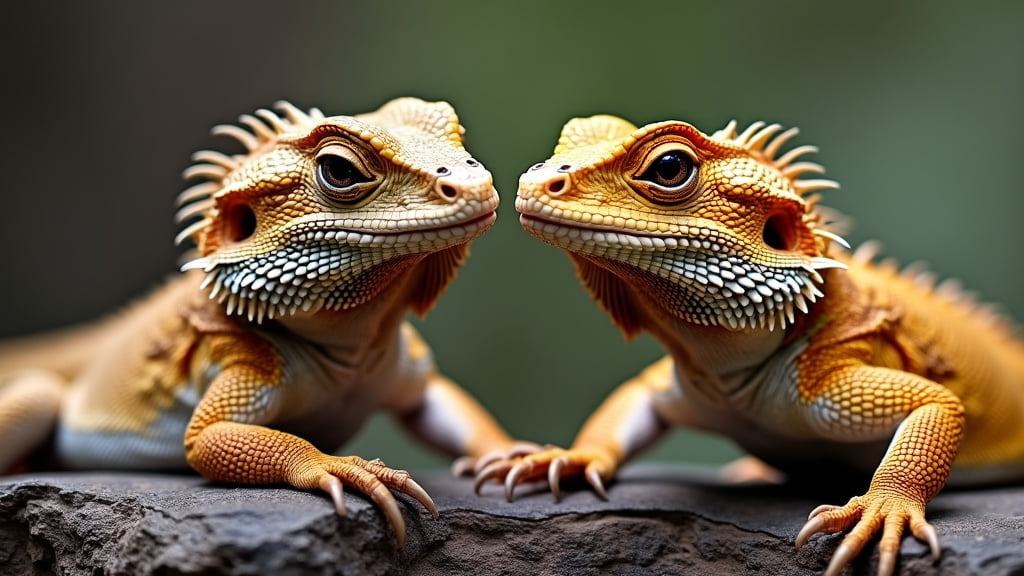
(464, 444), (617, 502)
(450, 442), (543, 478)
(314, 455), (437, 547)
(795, 494), (940, 576)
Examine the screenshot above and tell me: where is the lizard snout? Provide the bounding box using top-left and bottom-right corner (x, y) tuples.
(432, 163), (496, 204)
(518, 162), (573, 199)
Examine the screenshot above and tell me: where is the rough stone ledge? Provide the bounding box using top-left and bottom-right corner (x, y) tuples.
(1, 465), (1022, 575)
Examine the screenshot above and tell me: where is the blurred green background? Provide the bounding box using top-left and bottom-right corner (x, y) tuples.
(1, 2), (1022, 470)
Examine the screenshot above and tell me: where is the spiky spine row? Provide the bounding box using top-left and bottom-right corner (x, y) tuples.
(174, 102), (325, 247)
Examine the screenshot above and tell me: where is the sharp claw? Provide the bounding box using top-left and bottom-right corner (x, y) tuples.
(401, 477), (439, 519)
(467, 444), (542, 477)
(319, 475), (346, 516)
(798, 497), (937, 574)
(473, 452), (503, 473)
(877, 548), (897, 576)
(807, 503), (839, 520)
(507, 443), (542, 458)
(916, 522), (941, 561)
(795, 514), (826, 548)
(549, 456), (567, 501)
(505, 461), (531, 502)
(585, 466), (608, 500)
(370, 484), (407, 548)
(474, 461), (511, 495)
(824, 542), (857, 576)
(450, 456), (476, 477)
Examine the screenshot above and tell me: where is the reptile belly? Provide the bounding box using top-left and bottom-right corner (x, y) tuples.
(55, 385), (199, 470)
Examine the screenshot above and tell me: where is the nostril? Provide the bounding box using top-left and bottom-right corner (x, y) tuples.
(439, 183), (458, 199)
(546, 175), (568, 195)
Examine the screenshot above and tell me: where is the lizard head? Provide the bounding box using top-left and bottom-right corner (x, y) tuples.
(516, 115), (847, 336)
(176, 97), (498, 322)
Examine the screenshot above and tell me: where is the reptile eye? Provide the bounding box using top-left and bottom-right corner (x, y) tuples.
(639, 152), (695, 189)
(633, 147), (700, 205)
(315, 151), (377, 203)
(318, 156), (371, 190)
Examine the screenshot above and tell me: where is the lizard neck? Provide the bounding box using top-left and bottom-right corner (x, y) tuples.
(569, 253), (789, 398)
(271, 263), (419, 369)
(639, 293), (787, 400)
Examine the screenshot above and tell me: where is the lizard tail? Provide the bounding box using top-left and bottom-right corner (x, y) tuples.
(0, 319), (119, 381)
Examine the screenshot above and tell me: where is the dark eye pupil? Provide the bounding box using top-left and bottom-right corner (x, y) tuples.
(319, 156), (365, 189)
(645, 152), (690, 187)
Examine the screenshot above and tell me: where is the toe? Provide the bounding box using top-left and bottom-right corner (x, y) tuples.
(807, 503), (841, 520)
(474, 460), (512, 495)
(450, 456), (476, 477)
(909, 515), (941, 560)
(876, 515), (908, 576)
(505, 459), (535, 501)
(824, 541), (860, 576)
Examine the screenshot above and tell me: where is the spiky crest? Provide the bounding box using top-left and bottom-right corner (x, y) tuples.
(174, 101), (324, 247)
(711, 121), (849, 258)
(713, 120), (840, 197)
(847, 241), (1023, 340)
(648, 120), (850, 329)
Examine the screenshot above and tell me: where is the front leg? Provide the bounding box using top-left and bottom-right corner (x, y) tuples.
(391, 323), (519, 466)
(398, 374), (518, 464)
(793, 363), (965, 576)
(474, 356), (673, 500)
(184, 335), (435, 546)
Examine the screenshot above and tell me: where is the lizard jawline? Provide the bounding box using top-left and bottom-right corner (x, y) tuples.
(186, 211), (496, 323)
(520, 213), (827, 331)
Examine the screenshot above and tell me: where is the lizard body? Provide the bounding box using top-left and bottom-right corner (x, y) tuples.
(0, 97), (515, 545)
(477, 115), (1024, 574)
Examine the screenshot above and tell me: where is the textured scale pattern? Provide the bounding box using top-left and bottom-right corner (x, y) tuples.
(516, 117), (846, 333)
(176, 100), (498, 322)
(0, 97), (516, 547)
(475, 113), (1024, 576)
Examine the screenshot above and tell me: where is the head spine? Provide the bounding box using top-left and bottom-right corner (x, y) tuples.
(174, 102), (325, 247)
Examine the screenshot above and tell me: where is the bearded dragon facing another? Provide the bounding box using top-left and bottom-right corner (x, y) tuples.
(0, 97), (516, 545)
(477, 115), (1024, 575)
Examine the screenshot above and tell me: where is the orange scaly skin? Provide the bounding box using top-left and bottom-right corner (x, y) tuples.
(0, 98), (515, 546)
(476, 115), (1024, 574)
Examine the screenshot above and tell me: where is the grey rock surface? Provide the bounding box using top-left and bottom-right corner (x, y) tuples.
(1, 465), (1021, 575)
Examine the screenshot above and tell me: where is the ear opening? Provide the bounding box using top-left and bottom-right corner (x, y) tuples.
(221, 202), (258, 244)
(762, 211), (800, 252)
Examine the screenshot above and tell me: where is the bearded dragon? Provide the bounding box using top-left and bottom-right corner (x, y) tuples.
(0, 97), (515, 546)
(475, 115), (1024, 575)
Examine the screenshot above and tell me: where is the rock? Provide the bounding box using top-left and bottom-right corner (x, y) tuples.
(1, 465), (1022, 575)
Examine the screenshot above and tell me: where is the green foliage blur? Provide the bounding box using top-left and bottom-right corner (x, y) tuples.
(2, 1), (1022, 470)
